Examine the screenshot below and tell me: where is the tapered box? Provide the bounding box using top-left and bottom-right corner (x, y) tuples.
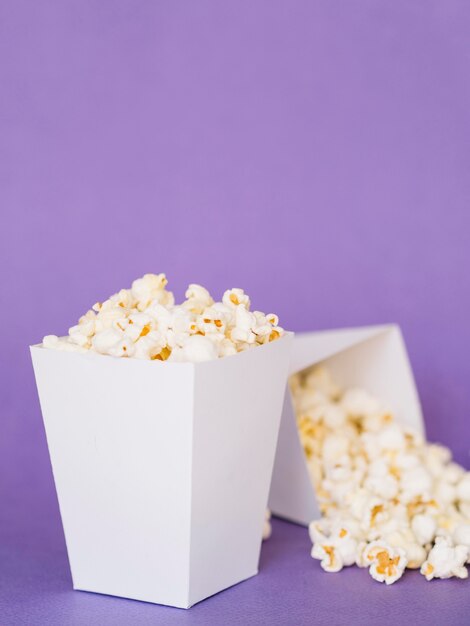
(269, 325), (424, 526)
(31, 332), (293, 608)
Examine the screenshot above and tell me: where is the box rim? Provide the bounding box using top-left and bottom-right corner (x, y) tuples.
(30, 331), (294, 369)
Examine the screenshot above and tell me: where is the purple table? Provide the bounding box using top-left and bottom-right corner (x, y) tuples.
(1, 430), (469, 626)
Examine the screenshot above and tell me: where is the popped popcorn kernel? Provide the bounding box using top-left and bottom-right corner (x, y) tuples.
(457, 474), (470, 502)
(43, 334), (87, 353)
(404, 542), (427, 569)
(310, 520), (359, 573)
(151, 346), (172, 361)
(411, 514), (437, 546)
(365, 542), (407, 584)
(42, 274), (285, 364)
(312, 543), (343, 573)
(262, 509), (272, 540)
(222, 288), (250, 310)
(420, 536), (469, 580)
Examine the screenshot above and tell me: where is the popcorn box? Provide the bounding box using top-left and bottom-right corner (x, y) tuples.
(268, 325), (423, 526)
(31, 332), (293, 608)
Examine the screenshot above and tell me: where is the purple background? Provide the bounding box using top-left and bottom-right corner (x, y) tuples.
(1, 1), (470, 624)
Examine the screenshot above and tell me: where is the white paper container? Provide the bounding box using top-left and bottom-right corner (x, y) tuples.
(31, 332), (293, 608)
(268, 325), (424, 526)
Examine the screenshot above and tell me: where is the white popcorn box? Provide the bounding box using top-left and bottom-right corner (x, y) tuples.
(269, 325), (424, 526)
(31, 332), (293, 609)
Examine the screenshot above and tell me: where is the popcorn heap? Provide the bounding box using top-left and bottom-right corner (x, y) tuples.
(291, 367), (470, 584)
(43, 274), (284, 363)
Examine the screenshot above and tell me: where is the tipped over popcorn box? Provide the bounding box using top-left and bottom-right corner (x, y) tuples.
(269, 325), (424, 526)
(31, 333), (292, 608)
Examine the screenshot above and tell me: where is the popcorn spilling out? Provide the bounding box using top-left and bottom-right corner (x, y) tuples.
(420, 536), (468, 581)
(263, 509), (272, 540)
(290, 367), (470, 585)
(42, 274), (284, 363)
(362, 541), (407, 585)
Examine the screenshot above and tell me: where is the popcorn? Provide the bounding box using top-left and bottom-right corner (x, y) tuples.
(42, 335), (86, 353)
(290, 366), (470, 586)
(42, 274), (285, 364)
(363, 541), (407, 584)
(92, 328), (124, 355)
(230, 306), (257, 345)
(304, 366), (340, 400)
(106, 336), (136, 359)
(411, 514), (437, 546)
(184, 284), (214, 314)
(331, 524), (359, 566)
(222, 288), (250, 310)
(340, 388), (381, 418)
(453, 523), (470, 562)
(376, 424), (407, 453)
(68, 323), (94, 347)
(403, 542), (427, 569)
(364, 471), (399, 501)
(311, 542), (344, 573)
(434, 480), (457, 506)
(322, 434), (350, 464)
(318, 404), (347, 429)
(169, 335), (218, 363)
(133, 332), (167, 360)
(459, 502), (470, 518)
(457, 474), (470, 502)
(131, 273), (173, 311)
(361, 498), (389, 536)
(262, 509), (272, 540)
(309, 518), (331, 544)
(420, 536), (469, 580)
(355, 540), (369, 567)
(399, 466), (433, 502)
(442, 463), (465, 485)
(310, 519), (361, 574)
(217, 338), (238, 358)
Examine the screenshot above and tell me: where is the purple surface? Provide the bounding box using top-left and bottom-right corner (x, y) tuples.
(2, 511), (470, 626)
(1, 1), (470, 623)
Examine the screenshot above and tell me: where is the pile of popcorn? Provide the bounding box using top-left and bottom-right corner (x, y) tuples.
(43, 273), (284, 363)
(291, 367), (470, 584)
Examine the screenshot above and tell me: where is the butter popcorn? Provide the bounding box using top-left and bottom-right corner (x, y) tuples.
(169, 335), (218, 363)
(457, 474), (470, 502)
(453, 523), (470, 562)
(411, 514), (437, 546)
(262, 509), (272, 540)
(184, 284), (214, 314)
(364, 541), (407, 584)
(311, 521), (359, 573)
(420, 536), (469, 580)
(340, 388), (381, 418)
(222, 288), (250, 310)
(403, 542), (427, 569)
(291, 366), (470, 586)
(311, 542), (344, 573)
(131, 273), (173, 310)
(42, 274), (285, 364)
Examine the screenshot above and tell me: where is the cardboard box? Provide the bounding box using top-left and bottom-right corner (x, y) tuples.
(268, 325), (423, 526)
(31, 332), (293, 608)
